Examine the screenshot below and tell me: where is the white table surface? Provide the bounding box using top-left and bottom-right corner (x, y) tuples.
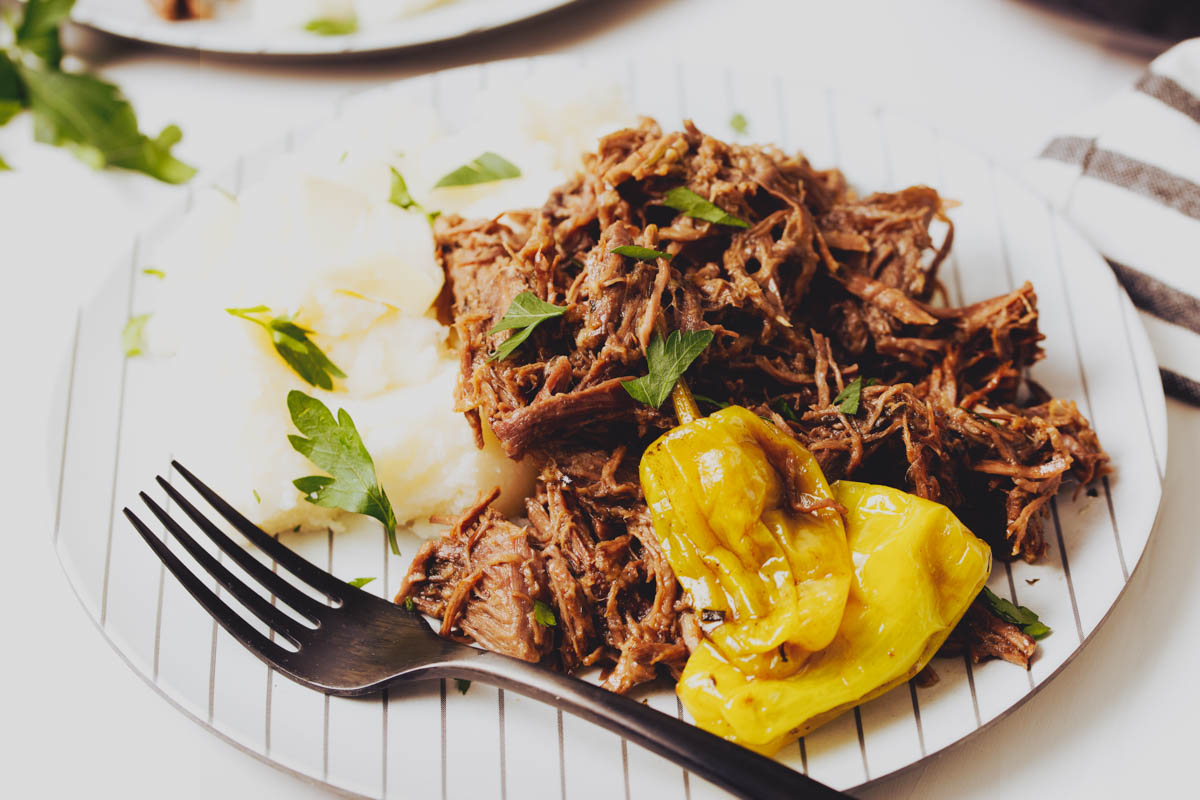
(4, 1), (1198, 797)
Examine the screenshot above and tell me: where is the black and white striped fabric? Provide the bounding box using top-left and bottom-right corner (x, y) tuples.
(1030, 38), (1200, 405)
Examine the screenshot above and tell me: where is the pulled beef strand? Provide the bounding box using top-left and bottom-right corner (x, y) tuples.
(400, 117), (1106, 690)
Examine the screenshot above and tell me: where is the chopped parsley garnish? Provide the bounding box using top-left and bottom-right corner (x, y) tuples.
(434, 152), (520, 188)
(662, 187), (749, 229)
(253, 489), (261, 504)
(0, 155), (10, 171)
(533, 600), (557, 627)
(692, 394), (730, 410)
(611, 245), (672, 262)
(485, 291), (567, 363)
(623, 329), (714, 409)
(122, 313), (152, 357)
(304, 16), (359, 36)
(455, 678), (471, 694)
(389, 167), (440, 224)
(142, 268), (166, 279)
(981, 587), (1052, 641)
(403, 597), (416, 612)
(772, 397), (800, 421)
(347, 577), (376, 589)
(287, 391), (399, 555)
(0, 0), (193, 183)
(730, 112), (749, 134)
(833, 376), (877, 415)
(227, 306), (345, 390)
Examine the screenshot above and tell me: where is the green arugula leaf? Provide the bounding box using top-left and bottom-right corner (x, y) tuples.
(304, 16), (359, 35)
(832, 376), (877, 415)
(142, 267), (166, 279)
(455, 678), (471, 694)
(485, 291), (567, 363)
(611, 245), (672, 262)
(533, 600), (557, 627)
(434, 152), (520, 188)
(18, 67), (195, 183)
(772, 397), (800, 421)
(348, 577), (376, 589)
(981, 587), (1052, 641)
(122, 313), (151, 357)
(622, 329), (715, 409)
(227, 306), (346, 390)
(287, 391), (399, 555)
(15, 0), (74, 68)
(662, 187), (749, 229)
(729, 112), (748, 134)
(692, 393), (729, 410)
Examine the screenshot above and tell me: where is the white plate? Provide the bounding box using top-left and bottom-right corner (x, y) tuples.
(71, 0), (583, 57)
(50, 56), (1167, 798)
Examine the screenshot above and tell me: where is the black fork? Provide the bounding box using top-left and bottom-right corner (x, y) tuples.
(125, 461), (847, 800)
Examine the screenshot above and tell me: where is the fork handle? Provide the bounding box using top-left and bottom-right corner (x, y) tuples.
(424, 649), (847, 800)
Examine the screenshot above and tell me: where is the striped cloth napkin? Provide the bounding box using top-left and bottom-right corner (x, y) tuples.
(1028, 38), (1200, 405)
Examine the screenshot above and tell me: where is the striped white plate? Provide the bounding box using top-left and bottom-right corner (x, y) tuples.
(50, 57), (1167, 798)
(70, 0), (583, 57)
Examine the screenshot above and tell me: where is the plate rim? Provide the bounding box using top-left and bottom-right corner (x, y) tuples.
(69, 0), (587, 58)
(47, 57), (1170, 795)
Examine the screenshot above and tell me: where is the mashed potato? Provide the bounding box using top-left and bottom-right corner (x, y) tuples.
(143, 77), (633, 537)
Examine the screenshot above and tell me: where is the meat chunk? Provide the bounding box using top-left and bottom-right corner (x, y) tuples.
(147, 0), (213, 20)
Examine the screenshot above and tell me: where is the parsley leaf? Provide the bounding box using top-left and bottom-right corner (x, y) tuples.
(729, 112), (748, 135)
(388, 167), (420, 210)
(389, 167), (441, 224)
(15, 0), (73, 67)
(227, 306), (346, 390)
(623, 329), (714, 409)
(485, 291), (567, 363)
(832, 376), (877, 415)
(611, 245), (672, 262)
(253, 489), (261, 504)
(304, 16), (359, 35)
(122, 313), (151, 357)
(662, 187), (749, 229)
(981, 587), (1052, 641)
(692, 393), (729, 410)
(19, 67), (196, 184)
(772, 397), (800, 421)
(287, 391), (399, 555)
(533, 600), (557, 627)
(348, 577), (376, 589)
(403, 597), (416, 611)
(142, 267), (166, 279)
(455, 678), (471, 694)
(0, 155), (10, 171)
(0, 1), (192, 183)
(434, 152), (520, 188)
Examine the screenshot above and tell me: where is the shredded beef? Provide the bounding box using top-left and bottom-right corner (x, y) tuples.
(147, 0), (213, 20)
(401, 117), (1108, 690)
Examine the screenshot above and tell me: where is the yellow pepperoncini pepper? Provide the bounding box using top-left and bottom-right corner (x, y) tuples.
(674, 480), (992, 755)
(639, 406), (853, 677)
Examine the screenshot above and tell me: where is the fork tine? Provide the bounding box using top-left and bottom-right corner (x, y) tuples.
(125, 507), (294, 669)
(156, 477), (329, 622)
(172, 461), (348, 598)
(140, 492), (313, 645)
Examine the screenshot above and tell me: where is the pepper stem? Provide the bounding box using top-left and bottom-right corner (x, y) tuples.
(672, 379), (700, 424)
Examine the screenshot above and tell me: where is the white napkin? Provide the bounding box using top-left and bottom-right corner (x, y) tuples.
(1027, 38), (1200, 405)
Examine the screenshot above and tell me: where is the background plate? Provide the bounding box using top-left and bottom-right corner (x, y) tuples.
(51, 56), (1167, 798)
(71, 0), (584, 57)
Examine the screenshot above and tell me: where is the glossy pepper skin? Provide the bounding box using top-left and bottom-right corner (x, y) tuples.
(639, 406), (853, 677)
(676, 480), (992, 755)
